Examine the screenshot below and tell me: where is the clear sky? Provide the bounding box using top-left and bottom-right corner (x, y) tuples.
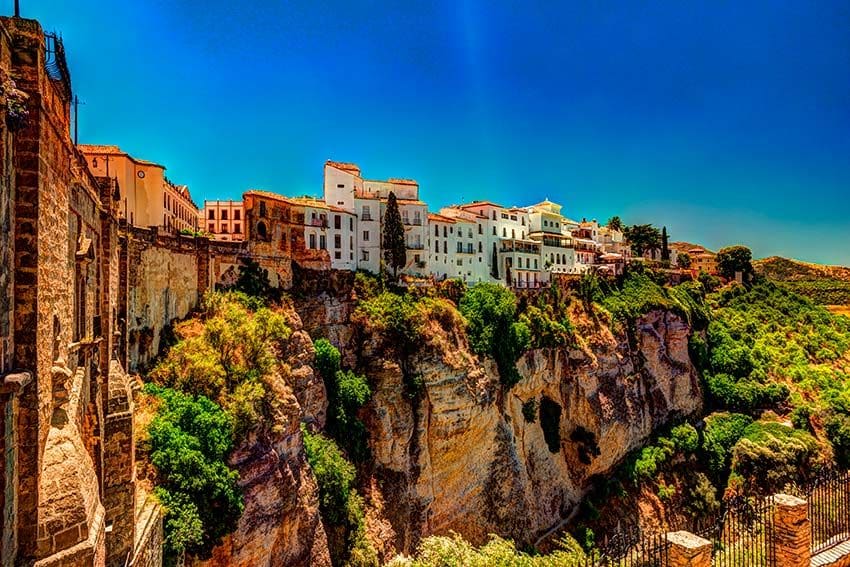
(22, 1), (850, 265)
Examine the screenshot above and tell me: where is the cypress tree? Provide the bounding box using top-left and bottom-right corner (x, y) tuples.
(382, 192), (406, 278)
(661, 226), (670, 262)
(491, 242), (499, 279)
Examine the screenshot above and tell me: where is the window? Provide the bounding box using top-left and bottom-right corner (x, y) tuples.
(502, 228), (507, 237)
(92, 157), (98, 168)
(221, 223), (228, 233)
(349, 217), (354, 230)
(492, 211), (496, 220)
(337, 183), (345, 188)
(334, 235), (341, 249)
(478, 242), (482, 253)
(414, 254), (420, 263)
(512, 229), (515, 239)
(521, 218), (525, 226)
(510, 215), (517, 221)
(309, 234), (316, 249)
(208, 223), (215, 232)
(402, 210), (409, 224)
(435, 241), (439, 253)
(362, 205), (371, 220)
(492, 226), (496, 235)
(234, 210), (241, 220)
(414, 211), (421, 225)
(234, 223), (241, 234)
(478, 224), (482, 234)
(443, 226), (447, 237)
(363, 230), (370, 242)
(544, 220), (548, 227)
(468, 229), (472, 238)
(222, 210), (228, 221)
(435, 224), (439, 237)
(457, 242), (463, 253)
(443, 241), (447, 254)
(535, 259), (539, 269)
(335, 251), (342, 259)
(320, 235), (327, 249)
(361, 250), (370, 261)
(259, 201), (267, 218)
(334, 215), (341, 229)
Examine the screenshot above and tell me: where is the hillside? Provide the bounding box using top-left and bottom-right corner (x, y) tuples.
(754, 256), (850, 305)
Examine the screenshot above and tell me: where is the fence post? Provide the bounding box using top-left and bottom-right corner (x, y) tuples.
(665, 531), (712, 567)
(773, 493), (811, 567)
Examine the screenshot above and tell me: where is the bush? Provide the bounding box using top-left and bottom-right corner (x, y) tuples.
(459, 283), (530, 387)
(144, 384), (243, 558)
(700, 412), (753, 481)
(670, 423), (699, 453)
(302, 428), (377, 566)
(519, 305), (574, 349)
(730, 420), (819, 492)
(825, 414), (850, 469)
(685, 473), (720, 518)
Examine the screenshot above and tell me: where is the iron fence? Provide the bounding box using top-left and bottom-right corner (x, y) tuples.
(807, 468), (850, 554)
(691, 496), (775, 566)
(583, 526), (670, 567)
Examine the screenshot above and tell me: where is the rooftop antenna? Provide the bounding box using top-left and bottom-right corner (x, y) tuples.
(72, 95), (84, 145)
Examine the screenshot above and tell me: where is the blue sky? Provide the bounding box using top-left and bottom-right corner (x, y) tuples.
(25, 1), (850, 264)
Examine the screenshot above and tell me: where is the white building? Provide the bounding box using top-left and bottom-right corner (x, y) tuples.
(323, 161), (428, 276)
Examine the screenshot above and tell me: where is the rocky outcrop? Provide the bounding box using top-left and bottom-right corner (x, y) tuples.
(358, 307), (702, 554)
(192, 310), (331, 567)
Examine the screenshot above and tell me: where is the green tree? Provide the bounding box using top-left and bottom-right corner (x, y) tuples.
(459, 283), (530, 386)
(382, 192), (407, 278)
(716, 245), (754, 282)
(623, 224), (661, 256)
(607, 216), (623, 231)
(677, 252), (692, 269)
(143, 384), (243, 559)
(661, 226), (670, 262)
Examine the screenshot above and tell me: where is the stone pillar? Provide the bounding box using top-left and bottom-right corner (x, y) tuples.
(773, 493), (811, 567)
(665, 531), (712, 567)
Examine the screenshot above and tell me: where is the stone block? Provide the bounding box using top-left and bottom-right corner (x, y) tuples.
(665, 531), (712, 567)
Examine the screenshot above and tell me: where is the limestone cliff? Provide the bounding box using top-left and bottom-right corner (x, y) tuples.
(189, 312), (331, 567)
(353, 305), (701, 555)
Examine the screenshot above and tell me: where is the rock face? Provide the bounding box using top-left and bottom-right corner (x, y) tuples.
(357, 307), (702, 554)
(192, 311), (331, 567)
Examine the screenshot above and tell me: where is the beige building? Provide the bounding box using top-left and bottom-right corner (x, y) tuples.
(79, 144), (199, 232)
(202, 200), (246, 241)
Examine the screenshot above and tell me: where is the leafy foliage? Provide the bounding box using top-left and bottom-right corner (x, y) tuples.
(677, 252), (692, 269)
(519, 304), (574, 349)
(150, 292), (291, 438)
(230, 256), (281, 302)
(716, 245), (754, 282)
(302, 428), (378, 566)
(459, 283), (531, 387)
(143, 384), (243, 559)
(387, 532), (586, 567)
(313, 338), (372, 461)
(623, 224), (661, 256)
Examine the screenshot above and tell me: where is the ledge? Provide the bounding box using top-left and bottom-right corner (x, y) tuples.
(0, 370), (32, 395)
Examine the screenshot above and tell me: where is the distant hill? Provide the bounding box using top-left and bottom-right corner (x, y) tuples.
(754, 256), (850, 305)
(670, 241), (714, 254)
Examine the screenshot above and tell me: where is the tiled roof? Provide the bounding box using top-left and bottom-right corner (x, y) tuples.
(427, 213), (457, 223)
(457, 200), (504, 210)
(78, 144), (165, 168)
(326, 161), (361, 174)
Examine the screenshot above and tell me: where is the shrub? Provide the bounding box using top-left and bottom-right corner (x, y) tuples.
(459, 283), (530, 387)
(144, 384), (243, 558)
(520, 305), (574, 348)
(656, 482), (676, 502)
(825, 414), (850, 469)
(685, 473), (720, 518)
(716, 245), (754, 282)
(730, 421), (819, 492)
(302, 428), (377, 566)
(670, 423), (699, 453)
(700, 412), (753, 481)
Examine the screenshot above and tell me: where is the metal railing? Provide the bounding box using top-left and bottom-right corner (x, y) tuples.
(807, 468), (850, 554)
(583, 527), (670, 567)
(693, 496), (775, 567)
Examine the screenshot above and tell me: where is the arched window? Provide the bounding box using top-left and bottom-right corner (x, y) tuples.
(257, 221), (268, 241)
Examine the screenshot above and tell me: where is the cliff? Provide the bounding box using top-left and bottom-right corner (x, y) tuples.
(352, 302), (701, 556)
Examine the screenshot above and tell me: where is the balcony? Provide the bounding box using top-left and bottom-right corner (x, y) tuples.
(309, 219), (328, 228)
(361, 213), (373, 221)
(404, 218), (423, 226)
(407, 243), (425, 250)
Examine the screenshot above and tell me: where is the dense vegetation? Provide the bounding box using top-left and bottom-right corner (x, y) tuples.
(303, 428), (378, 566)
(144, 291), (293, 560)
(141, 384), (243, 560)
(754, 256), (850, 305)
(387, 533), (586, 567)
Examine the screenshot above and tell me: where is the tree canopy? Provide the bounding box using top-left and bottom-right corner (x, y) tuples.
(716, 245), (754, 281)
(623, 224), (661, 256)
(607, 216), (623, 231)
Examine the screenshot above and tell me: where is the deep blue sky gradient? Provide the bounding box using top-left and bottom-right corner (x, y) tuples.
(21, 1), (850, 264)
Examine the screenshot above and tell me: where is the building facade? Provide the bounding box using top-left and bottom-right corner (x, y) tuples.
(202, 199), (246, 241)
(79, 145), (199, 233)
